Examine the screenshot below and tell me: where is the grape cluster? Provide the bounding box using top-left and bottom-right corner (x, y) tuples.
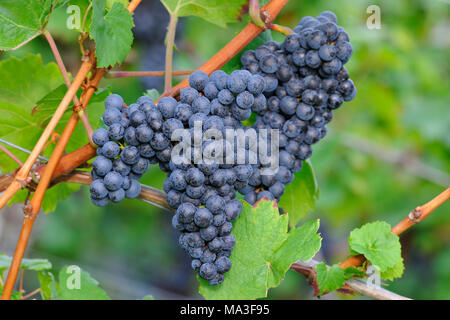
(238, 10), (356, 204)
(89, 94), (167, 206)
(88, 10), (356, 286)
(163, 69), (270, 285)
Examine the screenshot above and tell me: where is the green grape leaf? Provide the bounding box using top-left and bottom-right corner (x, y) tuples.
(199, 200), (322, 300)
(279, 159), (319, 228)
(38, 271), (57, 300)
(0, 0), (55, 50)
(0, 253), (52, 272)
(222, 33), (269, 73)
(315, 263), (346, 295)
(90, 0), (134, 67)
(161, 0), (246, 28)
(380, 257), (405, 281)
(57, 266), (110, 300)
(348, 221), (402, 272)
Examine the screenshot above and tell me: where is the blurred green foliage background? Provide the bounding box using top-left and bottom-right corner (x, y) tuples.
(1, 0), (448, 299)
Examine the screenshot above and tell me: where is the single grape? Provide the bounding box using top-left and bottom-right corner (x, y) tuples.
(204, 82), (219, 100)
(92, 128), (109, 147)
(102, 108), (121, 126)
(199, 263), (217, 281)
(93, 156), (112, 177)
(189, 70), (209, 91)
(90, 180), (108, 199)
(157, 97), (177, 118)
(215, 256), (232, 273)
(125, 179), (141, 199)
(318, 44), (337, 61)
(192, 96), (211, 115)
(104, 171), (124, 191)
(108, 123), (124, 141)
(185, 167), (205, 187)
(150, 132), (170, 151)
(226, 73), (246, 94)
(109, 188), (125, 203)
(194, 207), (213, 228)
(283, 33), (301, 52)
(180, 87), (199, 104)
(135, 125), (154, 143)
(259, 54), (279, 73)
(112, 159), (131, 176)
(124, 126), (139, 146)
(305, 50), (322, 69)
(121, 146), (140, 165)
(208, 238), (224, 253)
(162, 118), (184, 139)
(199, 225), (218, 242)
(296, 102), (315, 121)
(177, 202), (197, 224)
(91, 196), (109, 207)
(218, 221), (233, 236)
(170, 169), (187, 191)
(210, 70), (228, 90)
(105, 94), (124, 110)
(131, 157), (149, 174)
(247, 74), (265, 94)
(146, 108), (163, 131)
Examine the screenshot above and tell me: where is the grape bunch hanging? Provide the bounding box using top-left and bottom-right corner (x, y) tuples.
(88, 11), (356, 285)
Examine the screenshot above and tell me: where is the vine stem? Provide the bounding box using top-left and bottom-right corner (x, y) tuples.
(160, 0), (289, 98)
(291, 260), (411, 300)
(249, 0), (266, 28)
(164, 13), (179, 92)
(107, 70), (194, 78)
(43, 30), (94, 141)
(0, 0), (143, 302)
(0, 144), (23, 166)
(268, 23), (294, 36)
(338, 188), (449, 270)
(21, 288), (41, 300)
(81, 2), (92, 32)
